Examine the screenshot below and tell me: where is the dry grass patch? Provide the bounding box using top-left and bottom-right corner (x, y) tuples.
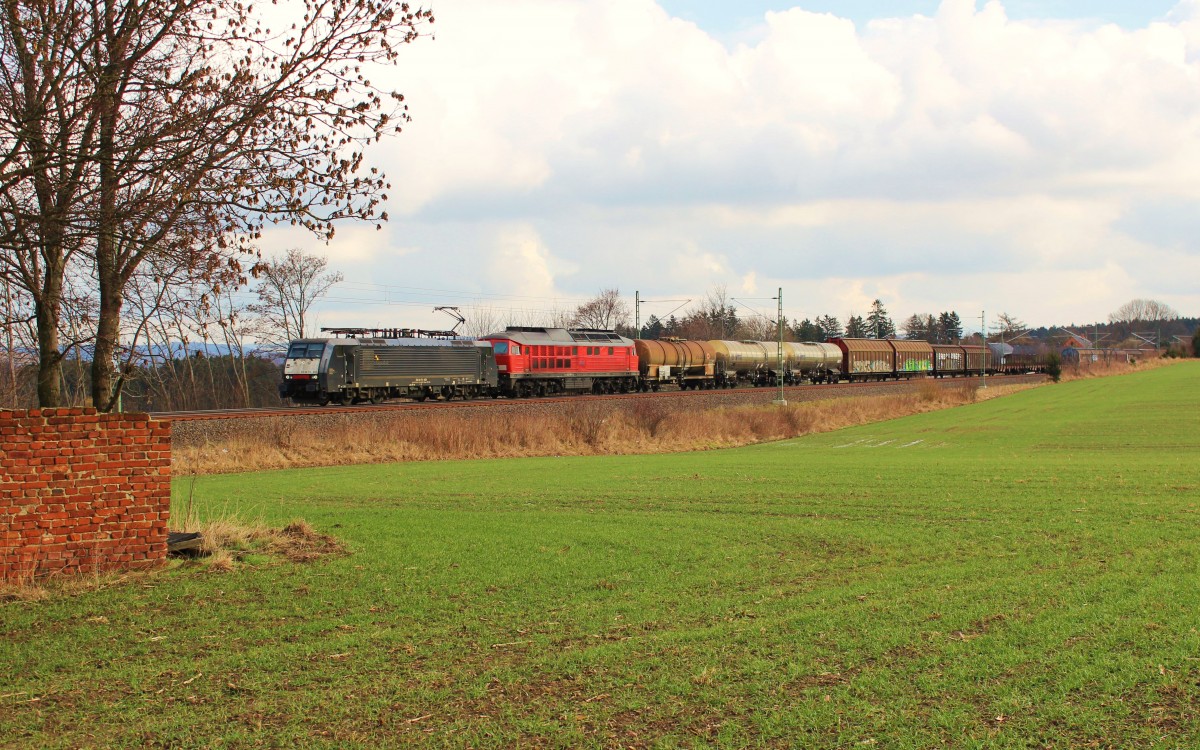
(180, 515), (346, 569)
(0, 517), (344, 601)
(1061, 356), (1174, 382)
(175, 380), (1042, 475)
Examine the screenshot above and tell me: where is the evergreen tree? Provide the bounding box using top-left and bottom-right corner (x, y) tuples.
(938, 311), (963, 342)
(641, 314), (664, 340)
(817, 315), (842, 341)
(866, 299), (896, 339)
(793, 318), (822, 341)
(846, 315), (868, 338)
(924, 314), (939, 343)
(664, 315), (680, 337)
(901, 314), (928, 340)
(1192, 327), (1200, 357)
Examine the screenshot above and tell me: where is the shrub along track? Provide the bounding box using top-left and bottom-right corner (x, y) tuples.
(166, 374), (1044, 450)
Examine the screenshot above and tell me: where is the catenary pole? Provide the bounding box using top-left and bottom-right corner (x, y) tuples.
(774, 288), (787, 406)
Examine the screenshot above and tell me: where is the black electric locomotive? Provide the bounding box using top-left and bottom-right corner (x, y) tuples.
(279, 332), (498, 405)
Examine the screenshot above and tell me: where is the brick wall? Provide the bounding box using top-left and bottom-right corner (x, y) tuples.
(0, 408), (171, 583)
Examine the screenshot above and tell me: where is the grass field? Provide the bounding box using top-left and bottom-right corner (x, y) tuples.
(3, 362), (1199, 747)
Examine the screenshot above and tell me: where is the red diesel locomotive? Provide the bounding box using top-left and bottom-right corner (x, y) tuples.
(482, 326), (640, 397)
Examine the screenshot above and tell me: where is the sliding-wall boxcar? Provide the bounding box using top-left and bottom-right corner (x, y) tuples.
(890, 340), (934, 377)
(961, 345), (988, 375)
(932, 344), (989, 377)
(832, 338), (935, 381)
(280, 337), (498, 405)
(831, 338), (893, 381)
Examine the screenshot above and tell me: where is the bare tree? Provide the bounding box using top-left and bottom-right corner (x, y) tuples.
(1, 0), (432, 409)
(572, 289), (630, 330)
(250, 249), (344, 346)
(0, 269), (38, 406)
(1109, 299), (1179, 323)
(995, 312), (1026, 339)
(672, 286), (738, 340)
(462, 305), (505, 338)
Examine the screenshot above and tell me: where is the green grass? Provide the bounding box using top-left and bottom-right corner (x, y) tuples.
(3, 363), (1199, 748)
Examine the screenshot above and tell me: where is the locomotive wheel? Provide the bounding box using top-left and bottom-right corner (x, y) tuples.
(370, 393), (385, 404)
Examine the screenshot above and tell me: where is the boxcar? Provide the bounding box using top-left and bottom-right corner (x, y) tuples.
(831, 338), (894, 382)
(961, 344), (989, 376)
(889, 339), (934, 377)
(932, 344), (965, 377)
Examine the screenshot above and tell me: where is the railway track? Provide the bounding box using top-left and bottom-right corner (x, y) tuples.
(154, 374), (1043, 422)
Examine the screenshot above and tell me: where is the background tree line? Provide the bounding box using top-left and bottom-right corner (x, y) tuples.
(0, 248), (345, 410)
(4, 256), (1196, 410)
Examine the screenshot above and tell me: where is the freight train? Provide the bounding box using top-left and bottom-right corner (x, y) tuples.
(279, 327), (1006, 405)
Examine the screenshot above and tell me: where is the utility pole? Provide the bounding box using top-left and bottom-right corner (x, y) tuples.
(635, 291), (640, 338)
(774, 288), (787, 406)
(980, 310), (987, 389)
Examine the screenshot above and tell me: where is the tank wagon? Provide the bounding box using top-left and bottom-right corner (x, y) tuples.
(483, 327), (639, 397)
(707, 340), (840, 386)
(783, 342), (841, 384)
(280, 336), (498, 405)
(635, 338), (719, 390)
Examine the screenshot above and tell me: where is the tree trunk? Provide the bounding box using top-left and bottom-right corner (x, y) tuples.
(34, 286), (63, 408)
(91, 277), (122, 412)
(92, 26), (123, 414)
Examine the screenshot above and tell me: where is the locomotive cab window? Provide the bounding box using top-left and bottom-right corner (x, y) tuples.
(288, 342), (325, 359)
(492, 342), (509, 355)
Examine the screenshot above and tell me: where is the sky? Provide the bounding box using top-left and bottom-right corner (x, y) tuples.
(261, 0), (1200, 336)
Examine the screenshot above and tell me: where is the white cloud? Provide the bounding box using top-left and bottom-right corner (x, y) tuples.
(310, 0), (1200, 328)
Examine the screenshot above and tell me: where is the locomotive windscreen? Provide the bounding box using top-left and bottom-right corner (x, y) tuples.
(287, 342), (326, 359)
